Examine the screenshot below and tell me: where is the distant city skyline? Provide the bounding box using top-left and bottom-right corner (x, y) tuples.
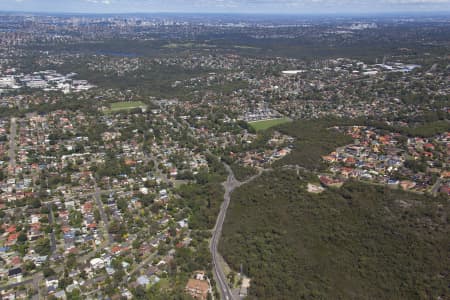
(0, 0), (450, 14)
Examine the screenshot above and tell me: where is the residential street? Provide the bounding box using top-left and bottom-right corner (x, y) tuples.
(8, 117), (16, 174)
(47, 203), (57, 255)
(93, 178), (113, 246)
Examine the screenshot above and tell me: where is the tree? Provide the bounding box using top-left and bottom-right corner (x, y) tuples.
(132, 239), (141, 249)
(69, 210), (83, 227)
(17, 232), (28, 244)
(117, 198), (128, 212)
(134, 285), (147, 299)
(42, 265), (56, 278)
(194, 168), (209, 185)
(67, 288), (82, 300)
(27, 198), (42, 209)
(94, 209), (101, 223)
(35, 238), (51, 256)
(66, 253), (77, 269)
(23, 261), (36, 272)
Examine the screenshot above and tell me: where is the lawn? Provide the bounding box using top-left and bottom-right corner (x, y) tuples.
(107, 101), (147, 112)
(248, 118), (291, 131)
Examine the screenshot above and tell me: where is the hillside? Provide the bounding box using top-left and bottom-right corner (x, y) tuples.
(220, 169), (450, 299)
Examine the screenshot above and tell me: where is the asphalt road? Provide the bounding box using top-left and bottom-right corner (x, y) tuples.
(122, 251), (158, 285)
(211, 164), (266, 300)
(93, 178), (113, 246)
(431, 178), (443, 196)
(210, 163), (240, 300)
(8, 117), (17, 174)
(47, 204), (57, 255)
(0, 277), (34, 291)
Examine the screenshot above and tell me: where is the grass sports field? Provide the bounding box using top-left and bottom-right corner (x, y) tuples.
(248, 118), (291, 131)
(107, 101), (147, 112)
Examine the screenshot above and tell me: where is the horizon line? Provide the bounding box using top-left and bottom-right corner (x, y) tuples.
(1, 10), (450, 17)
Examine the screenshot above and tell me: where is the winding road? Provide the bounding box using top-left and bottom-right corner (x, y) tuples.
(211, 164), (263, 300)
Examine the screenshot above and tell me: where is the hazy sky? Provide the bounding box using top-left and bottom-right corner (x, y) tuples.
(0, 0), (449, 14)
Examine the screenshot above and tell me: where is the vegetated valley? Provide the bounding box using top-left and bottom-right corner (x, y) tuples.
(220, 168), (449, 299)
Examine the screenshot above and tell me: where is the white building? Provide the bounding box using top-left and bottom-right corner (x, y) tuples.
(0, 76), (16, 88)
(90, 258), (105, 270)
